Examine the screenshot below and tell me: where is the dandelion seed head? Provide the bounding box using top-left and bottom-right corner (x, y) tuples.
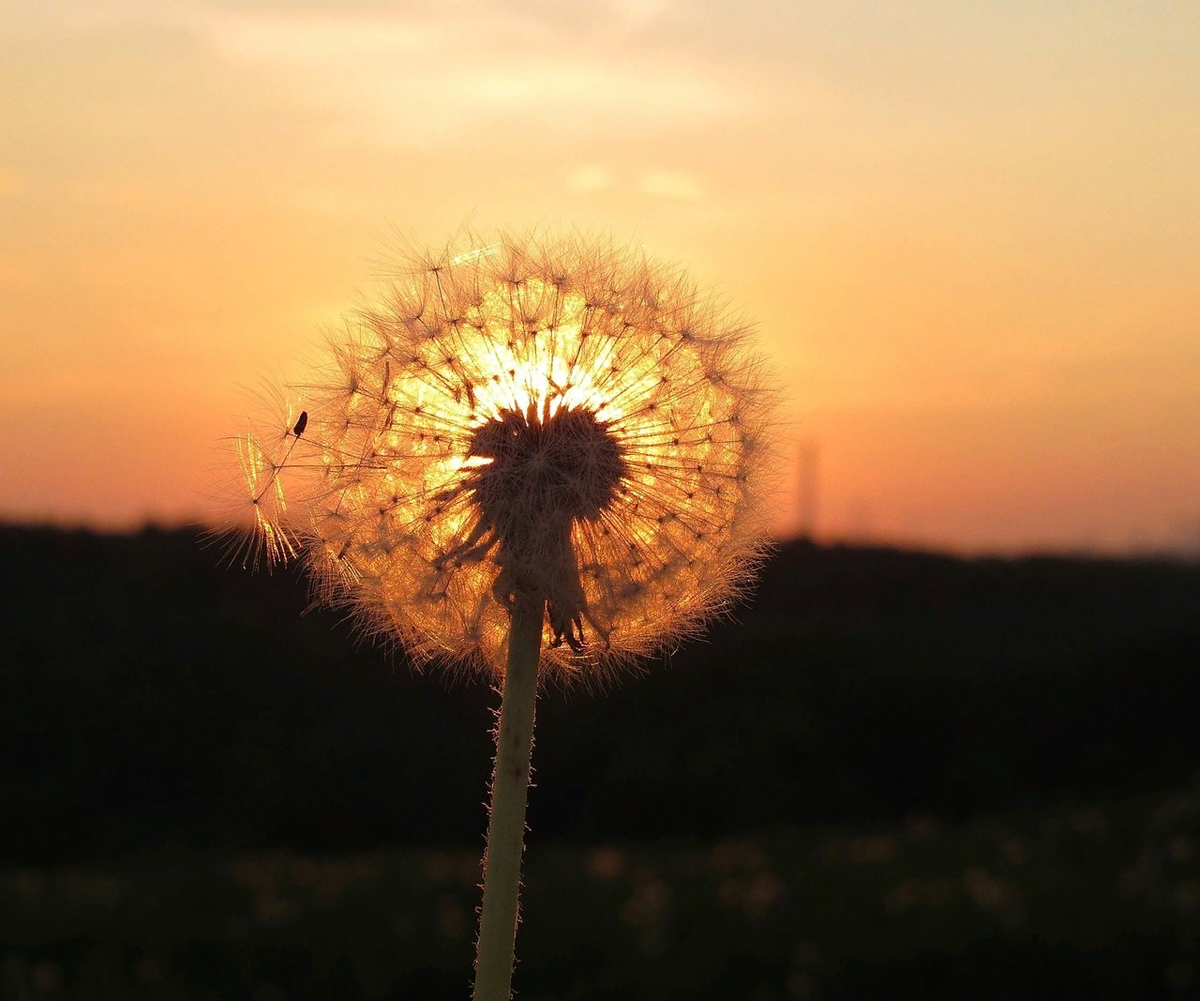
(230, 230), (774, 682)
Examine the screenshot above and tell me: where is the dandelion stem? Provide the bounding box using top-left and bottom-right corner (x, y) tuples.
(473, 590), (543, 1001)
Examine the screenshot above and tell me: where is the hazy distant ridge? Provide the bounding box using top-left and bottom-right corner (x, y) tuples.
(2, 525), (1199, 864)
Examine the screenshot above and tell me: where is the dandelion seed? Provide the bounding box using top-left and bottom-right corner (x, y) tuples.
(222, 228), (774, 1001)
(228, 230), (772, 681)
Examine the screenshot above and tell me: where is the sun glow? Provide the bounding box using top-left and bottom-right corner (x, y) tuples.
(231, 234), (770, 680)
(459, 286), (661, 425)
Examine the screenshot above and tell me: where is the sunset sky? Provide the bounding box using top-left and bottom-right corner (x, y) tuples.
(3, 0), (1198, 554)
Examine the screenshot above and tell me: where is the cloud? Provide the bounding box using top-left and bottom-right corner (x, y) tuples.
(639, 169), (702, 200)
(194, 7), (752, 147)
(566, 164), (614, 192)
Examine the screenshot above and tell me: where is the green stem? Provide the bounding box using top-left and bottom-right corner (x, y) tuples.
(473, 591), (543, 1001)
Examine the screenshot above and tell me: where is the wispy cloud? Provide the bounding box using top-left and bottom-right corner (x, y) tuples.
(193, 6), (753, 146)
(566, 164), (614, 192)
(639, 169), (702, 200)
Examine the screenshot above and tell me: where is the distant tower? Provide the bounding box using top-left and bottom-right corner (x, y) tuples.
(797, 438), (819, 540)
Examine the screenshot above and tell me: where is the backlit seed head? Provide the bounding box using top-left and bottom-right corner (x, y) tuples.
(228, 230), (774, 683)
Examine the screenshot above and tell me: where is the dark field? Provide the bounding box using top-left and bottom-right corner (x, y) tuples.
(2, 525), (1199, 998)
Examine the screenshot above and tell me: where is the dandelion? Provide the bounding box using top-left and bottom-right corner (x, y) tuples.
(225, 229), (773, 1000)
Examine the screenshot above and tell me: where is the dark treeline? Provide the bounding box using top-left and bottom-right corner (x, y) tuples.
(3, 524), (1199, 864)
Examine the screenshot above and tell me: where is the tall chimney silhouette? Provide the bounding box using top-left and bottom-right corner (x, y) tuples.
(798, 438), (819, 540)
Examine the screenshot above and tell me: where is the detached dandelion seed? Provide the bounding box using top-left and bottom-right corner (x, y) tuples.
(223, 230), (773, 999)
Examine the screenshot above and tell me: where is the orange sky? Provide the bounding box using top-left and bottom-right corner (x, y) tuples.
(2, 1), (1198, 554)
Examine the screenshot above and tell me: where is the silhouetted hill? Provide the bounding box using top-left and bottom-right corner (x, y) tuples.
(2, 524), (1199, 863)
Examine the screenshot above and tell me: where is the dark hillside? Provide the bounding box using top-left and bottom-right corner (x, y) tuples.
(2, 525), (1199, 863)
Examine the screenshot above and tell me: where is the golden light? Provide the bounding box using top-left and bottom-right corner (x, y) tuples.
(229, 232), (771, 682)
